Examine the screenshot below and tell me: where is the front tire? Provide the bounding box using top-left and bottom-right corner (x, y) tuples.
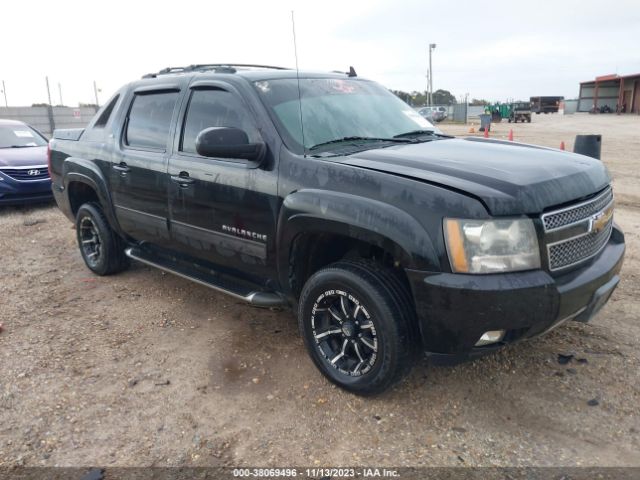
(298, 261), (417, 395)
(75, 202), (130, 276)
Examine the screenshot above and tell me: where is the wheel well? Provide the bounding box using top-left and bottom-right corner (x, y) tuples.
(68, 182), (100, 217)
(289, 232), (411, 300)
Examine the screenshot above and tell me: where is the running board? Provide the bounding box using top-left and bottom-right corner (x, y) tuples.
(125, 247), (285, 307)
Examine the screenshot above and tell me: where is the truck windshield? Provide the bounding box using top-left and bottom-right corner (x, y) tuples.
(254, 78), (438, 154)
(0, 125), (47, 148)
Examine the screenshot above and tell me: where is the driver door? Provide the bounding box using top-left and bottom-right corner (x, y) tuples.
(167, 83), (278, 284)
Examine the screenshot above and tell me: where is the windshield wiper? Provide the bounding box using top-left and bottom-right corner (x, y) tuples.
(308, 136), (413, 151)
(7, 145), (33, 148)
(393, 130), (437, 138)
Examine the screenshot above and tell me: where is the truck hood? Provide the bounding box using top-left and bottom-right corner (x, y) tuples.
(340, 137), (610, 215)
(0, 146), (48, 168)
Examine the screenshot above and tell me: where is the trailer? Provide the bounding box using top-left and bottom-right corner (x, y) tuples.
(530, 96), (564, 114)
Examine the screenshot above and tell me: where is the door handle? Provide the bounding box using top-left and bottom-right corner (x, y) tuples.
(112, 162), (130, 174)
(171, 172), (195, 187)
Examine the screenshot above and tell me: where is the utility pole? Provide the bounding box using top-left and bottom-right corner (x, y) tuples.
(58, 82), (63, 106)
(93, 80), (100, 107)
(1, 80), (7, 107)
(45, 76), (53, 105)
(425, 71), (430, 107)
(45, 76), (55, 134)
(428, 43), (437, 106)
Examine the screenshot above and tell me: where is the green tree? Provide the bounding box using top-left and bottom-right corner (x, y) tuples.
(469, 98), (489, 106)
(431, 89), (456, 105)
(391, 89), (457, 106)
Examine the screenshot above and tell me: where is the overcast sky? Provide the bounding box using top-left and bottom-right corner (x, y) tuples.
(1, 0), (639, 107)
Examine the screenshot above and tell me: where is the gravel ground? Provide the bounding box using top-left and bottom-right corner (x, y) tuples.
(0, 113), (639, 468)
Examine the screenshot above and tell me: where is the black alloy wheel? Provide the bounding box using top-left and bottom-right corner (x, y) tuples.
(79, 215), (102, 269)
(75, 202), (130, 276)
(311, 289), (379, 377)
(299, 260), (416, 395)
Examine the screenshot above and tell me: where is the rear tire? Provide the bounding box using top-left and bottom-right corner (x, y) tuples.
(298, 260), (417, 395)
(75, 202), (130, 276)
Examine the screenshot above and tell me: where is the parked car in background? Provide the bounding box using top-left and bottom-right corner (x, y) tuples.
(434, 105), (448, 120)
(417, 106), (445, 122)
(0, 119), (52, 205)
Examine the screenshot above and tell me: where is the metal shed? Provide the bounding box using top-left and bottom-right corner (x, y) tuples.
(578, 73), (640, 113)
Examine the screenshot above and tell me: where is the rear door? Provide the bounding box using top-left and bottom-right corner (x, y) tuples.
(110, 87), (181, 245)
(167, 82), (278, 284)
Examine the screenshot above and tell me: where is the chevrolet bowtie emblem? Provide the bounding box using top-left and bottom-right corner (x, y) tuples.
(590, 204), (614, 234)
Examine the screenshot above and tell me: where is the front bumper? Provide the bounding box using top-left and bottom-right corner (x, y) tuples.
(0, 173), (52, 206)
(406, 224), (625, 365)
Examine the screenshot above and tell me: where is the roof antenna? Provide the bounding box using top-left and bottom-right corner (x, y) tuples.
(348, 66), (357, 77)
(291, 10), (306, 157)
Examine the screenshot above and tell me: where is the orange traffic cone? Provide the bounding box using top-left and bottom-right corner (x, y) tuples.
(560, 141), (565, 150)
(484, 127), (489, 138)
(469, 126), (475, 133)
(508, 129), (514, 141)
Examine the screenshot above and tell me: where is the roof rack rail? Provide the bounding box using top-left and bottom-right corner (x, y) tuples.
(142, 64), (291, 79)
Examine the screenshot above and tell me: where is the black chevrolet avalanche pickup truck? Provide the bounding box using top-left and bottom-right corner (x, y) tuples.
(49, 64), (625, 395)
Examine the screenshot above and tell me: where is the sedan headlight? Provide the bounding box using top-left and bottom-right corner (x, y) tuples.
(444, 218), (540, 273)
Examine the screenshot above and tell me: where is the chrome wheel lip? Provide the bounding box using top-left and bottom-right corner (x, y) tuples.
(311, 289), (378, 377)
(79, 216), (102, 268)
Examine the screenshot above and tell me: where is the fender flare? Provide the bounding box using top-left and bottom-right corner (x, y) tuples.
(276, 189), (439, 292)
(63, 158), (123, 235)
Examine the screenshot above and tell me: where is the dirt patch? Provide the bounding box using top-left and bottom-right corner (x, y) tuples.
(1, 114), (639, 467)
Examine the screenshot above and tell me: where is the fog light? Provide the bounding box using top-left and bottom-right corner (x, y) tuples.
(475, 330), (506, 346)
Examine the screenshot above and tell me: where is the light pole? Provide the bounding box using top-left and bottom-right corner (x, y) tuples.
(428, 43), (436, 105)
(1, 80), (7, 107)
(45, 76), (53, 106)
(93, 81), (100, 107)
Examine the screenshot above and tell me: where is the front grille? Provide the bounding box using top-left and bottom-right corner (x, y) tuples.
(547, 218), (613, 271)
(542, 187), (613, 231)
(0, 167), (49, 181)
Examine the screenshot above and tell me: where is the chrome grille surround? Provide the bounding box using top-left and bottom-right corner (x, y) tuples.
(0, 165), (50, 181)
(542, 187), (613, 231)
(547, 218), (613, 271)
(543, 187), (614, 272)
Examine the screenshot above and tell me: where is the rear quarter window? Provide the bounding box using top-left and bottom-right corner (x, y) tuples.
(93, 94), (120, 128)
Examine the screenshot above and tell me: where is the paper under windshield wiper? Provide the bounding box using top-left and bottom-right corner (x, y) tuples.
(308, 136), (412, 151)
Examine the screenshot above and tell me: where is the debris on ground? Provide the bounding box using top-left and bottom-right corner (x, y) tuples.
(80, 468), (104, 480)
(23, 218), (46, 227)
(557, 353), (574, 365)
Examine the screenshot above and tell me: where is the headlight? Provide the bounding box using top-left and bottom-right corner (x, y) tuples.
(444, 218), (540, 273)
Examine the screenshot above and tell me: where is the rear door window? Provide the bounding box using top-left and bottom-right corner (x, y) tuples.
(125, 91), (179, 150)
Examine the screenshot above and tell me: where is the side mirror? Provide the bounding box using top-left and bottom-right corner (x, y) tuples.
(195, 127), (265, 162)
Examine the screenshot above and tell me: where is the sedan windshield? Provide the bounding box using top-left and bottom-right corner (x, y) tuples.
(0, 125), (47, 148)
(254, 78), (439, 154)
